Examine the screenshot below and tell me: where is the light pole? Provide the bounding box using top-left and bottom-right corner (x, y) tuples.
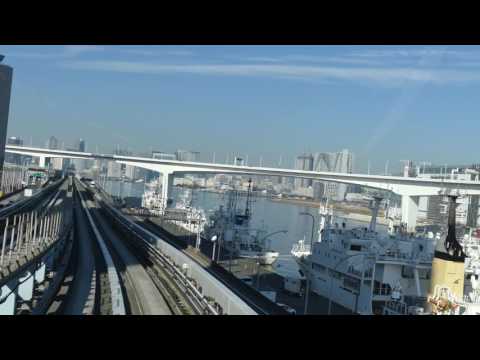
(211, 235), (218, 261)
(327, 253), (366, 315)
(299, 211), (315, 315)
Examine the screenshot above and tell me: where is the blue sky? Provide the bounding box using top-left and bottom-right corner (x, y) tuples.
(1, 45), (480, 173)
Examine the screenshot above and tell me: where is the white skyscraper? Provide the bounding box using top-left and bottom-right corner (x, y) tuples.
(313, 149), (354, 201)
(294, 153), (314, 189)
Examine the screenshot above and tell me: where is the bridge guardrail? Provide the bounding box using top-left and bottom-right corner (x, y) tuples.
(0, 178), (64, 220)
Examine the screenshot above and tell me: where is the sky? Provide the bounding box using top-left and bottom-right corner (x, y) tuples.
(1, 45), (480, 174)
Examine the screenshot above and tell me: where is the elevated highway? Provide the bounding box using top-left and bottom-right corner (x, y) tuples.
(7, 145), (480, 231)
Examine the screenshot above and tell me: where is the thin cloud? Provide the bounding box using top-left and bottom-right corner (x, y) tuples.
(231, 54), (381, 65)
(350, 47), (480, 63)
(63, 45), (105, 56)
(116, 48), (194, 57)
(61, 60), (480, 85)
(5, 45), (104, 60)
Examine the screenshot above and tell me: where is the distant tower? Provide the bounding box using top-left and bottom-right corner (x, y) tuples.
(294, 153), (314, 189)
(77, 138), (85, 152)
(46, 136), (59, 150)
(312, 149), (353, 201)
(0, 55), (13, 173)
(402, 160), (415, 177)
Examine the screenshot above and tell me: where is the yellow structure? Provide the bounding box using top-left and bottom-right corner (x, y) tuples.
(429, 257), (465, 299)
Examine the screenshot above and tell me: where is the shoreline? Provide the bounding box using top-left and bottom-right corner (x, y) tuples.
(268, 197), (391, 226)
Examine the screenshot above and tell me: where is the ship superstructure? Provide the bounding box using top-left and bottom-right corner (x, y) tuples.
(141, 179), (206, 235)
(203, 179), (280, 265)
(291, 197), (439, 314)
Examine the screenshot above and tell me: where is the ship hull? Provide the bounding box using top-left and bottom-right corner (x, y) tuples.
(294, 256), (368, 314)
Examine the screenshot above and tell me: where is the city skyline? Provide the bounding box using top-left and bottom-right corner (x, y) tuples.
(2, 45), (480, 172)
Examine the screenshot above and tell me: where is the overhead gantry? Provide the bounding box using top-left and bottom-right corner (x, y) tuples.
(7, 145), (480, 232)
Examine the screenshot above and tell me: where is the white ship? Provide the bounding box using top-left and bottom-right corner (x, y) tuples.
(141, 180), (206, 235)
(203, 180), (280, 265)
(291, 197), (439, 315)
(174, 188), (207, 234)
(141, 189), (164, 211)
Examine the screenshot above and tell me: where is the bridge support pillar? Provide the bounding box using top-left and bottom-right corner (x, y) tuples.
(401, 195), (419, 233)
(0, 280), (17, 315)
(17, 271), (34, 302)
(162, 172), (174, 209)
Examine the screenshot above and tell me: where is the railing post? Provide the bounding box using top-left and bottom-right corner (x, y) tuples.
(54, 212), (59, 239)
(45, 215), (50, 243)
(15, 214), (23, 257)
(53, 213), (57, 239)
(38, 217), (44, 245)
(32, 212), (37, 247)
(24, 212), (30, 255)
(8, 219), (15, 263)
(0, 217), (9, 268)
(52, 213), (56, 240)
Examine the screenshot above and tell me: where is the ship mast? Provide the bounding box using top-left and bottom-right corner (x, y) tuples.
(245, 178), (253, 219)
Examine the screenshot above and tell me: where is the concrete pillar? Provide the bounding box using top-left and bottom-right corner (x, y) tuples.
(401, 195), (419, 232)
(17, 271), (34, 302)
(0, 280), (17, 315)
(161, 172), (174, 209)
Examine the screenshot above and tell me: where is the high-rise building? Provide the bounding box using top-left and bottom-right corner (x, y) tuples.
(5, 136), (24, 165)
(175, 149), (200, 162)
(7, 136), (22, 146)
(46, 136), (59, 150)
(419, 167), (480, 227)
(294, 153), (314, 189)
(107, 161), (122, 179)
(124, 165), (135, 179)
(72, 139), (87, 172)
(0, 56), (13, 173)
(234, 156), (245, 166)
(312, 149), (353, 201)
(76, 138), (86, 152)
(152, 151), (176, 161)
(51, 158), (63, 171)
